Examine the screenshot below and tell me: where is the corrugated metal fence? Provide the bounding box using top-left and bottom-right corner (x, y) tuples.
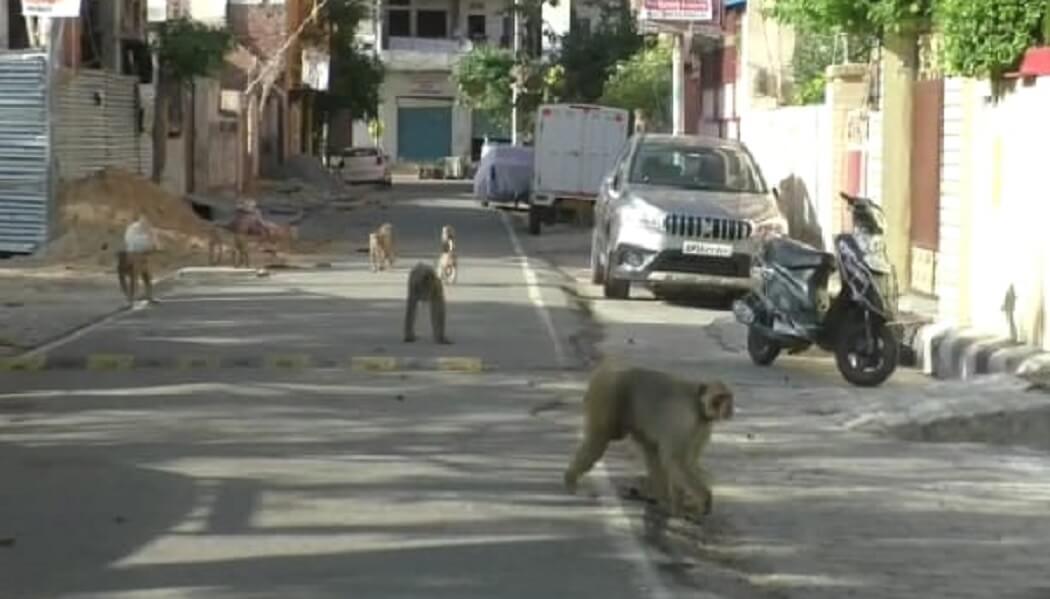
(54, 69), (151, 181)
(0, 53), (51, 254)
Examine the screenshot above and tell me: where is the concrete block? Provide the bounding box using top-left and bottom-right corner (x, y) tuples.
(932, 327), (986, 379)
(960, 337), (1014, 380)
(988, 345), (1043, 375)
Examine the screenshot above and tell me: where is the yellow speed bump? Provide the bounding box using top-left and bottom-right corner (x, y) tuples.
(266, 354), (312, 370)
(351, 356), (398, 372)
(435, 357), (483, 373)
(0, 354), (46, 372)
(86, 354), (134, 371)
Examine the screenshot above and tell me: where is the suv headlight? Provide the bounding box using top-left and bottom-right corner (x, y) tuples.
(621, 203), (665, 232)
(753, 215), (788, 240)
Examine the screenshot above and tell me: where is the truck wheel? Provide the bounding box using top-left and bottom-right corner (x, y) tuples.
(528, 206), (542, 235)
(543, 205), (557, 225)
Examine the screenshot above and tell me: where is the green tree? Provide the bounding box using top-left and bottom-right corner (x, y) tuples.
(152, 18), (234, 183)
(599, 39), (672, 131)
(936, 0), (1047, 78)
(769, 0), (933, 36)
(452, 46), (517, 130)
(789, 29), (874, 105)
(310, 0), (385, 124)
(555, 0), (643, 102)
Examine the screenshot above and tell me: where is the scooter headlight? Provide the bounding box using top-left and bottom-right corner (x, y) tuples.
(753, 216), (788, 241)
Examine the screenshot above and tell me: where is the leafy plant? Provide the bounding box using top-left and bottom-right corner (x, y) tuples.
(155, 18), (234, 82)
(936, 0), (1047, 78)
(599, 39), (672, 131)
(151, 18), (234, 183)
(452, 46), (517, 130)
(769, 0), (933, 36)
(554, 0), (643, 103)
(789, 29), (874, 105)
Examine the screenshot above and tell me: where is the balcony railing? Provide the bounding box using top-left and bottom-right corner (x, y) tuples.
(379, 36), (475, 70)
(387, 37), (471, 54)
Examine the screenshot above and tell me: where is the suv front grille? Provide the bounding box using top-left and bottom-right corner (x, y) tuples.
(663, 215), (752, 241)
(650, 251), (752, 278)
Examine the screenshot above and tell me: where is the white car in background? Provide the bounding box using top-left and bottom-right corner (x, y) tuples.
(333, 147), (392, 186)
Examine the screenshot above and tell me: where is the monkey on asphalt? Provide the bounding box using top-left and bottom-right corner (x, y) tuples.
(437, 224), (457, 285)
(403, 262), (451, 344)
(208, 223), (249, 267)
(369, 223), (395, 272)
(563, 358), (735, 517)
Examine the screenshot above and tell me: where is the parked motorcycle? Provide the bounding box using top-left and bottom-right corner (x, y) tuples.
(732, 191), (900, 387)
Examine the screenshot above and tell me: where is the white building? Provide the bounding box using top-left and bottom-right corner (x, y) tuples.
(350, 0), (515, 164)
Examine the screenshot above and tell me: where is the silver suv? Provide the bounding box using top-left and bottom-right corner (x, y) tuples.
(591, 134), (787, 299)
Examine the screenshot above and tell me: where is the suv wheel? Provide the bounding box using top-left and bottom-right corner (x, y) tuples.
(590, 237), (605, 285)
(603, 252), (630, 299)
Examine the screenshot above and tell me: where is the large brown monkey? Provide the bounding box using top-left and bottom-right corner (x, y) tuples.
(403, 262), (452, 344)
(563, 358), (734, 517)
(208, 223), (250, 267)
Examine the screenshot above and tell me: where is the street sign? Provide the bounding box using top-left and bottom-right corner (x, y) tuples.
(147, 0), (167, 23)
(21, 0), (81, 17)
(638, 0), (714, 22)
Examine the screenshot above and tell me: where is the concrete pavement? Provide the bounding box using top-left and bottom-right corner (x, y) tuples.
(2, 181), (1049, 598)
(0, 184), (702, 599)
(518, 221), (1050, 599)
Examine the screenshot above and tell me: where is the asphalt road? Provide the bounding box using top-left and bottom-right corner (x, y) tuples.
(3, 181), (1049, 599)
(0, 182), (700, 599)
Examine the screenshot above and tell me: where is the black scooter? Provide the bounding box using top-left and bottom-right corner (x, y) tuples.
(732, 191), (900, 387)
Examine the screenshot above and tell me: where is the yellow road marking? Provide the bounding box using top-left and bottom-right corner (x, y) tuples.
(266, 354), (312, 369)
(177, 356), (220, 370)
(86, 354), (134, 371)
(434, 357), (483, 373)
(351, 356), (398, 372)
(0, 354), (46, 372)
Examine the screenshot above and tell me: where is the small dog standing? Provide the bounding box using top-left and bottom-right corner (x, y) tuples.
(437, 225), (457, 285)
(369, 223), (395, 272)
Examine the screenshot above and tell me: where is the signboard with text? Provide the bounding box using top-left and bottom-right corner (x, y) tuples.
(147, 0), (167, 23)
(21, 0), (81, 17)
(638, 0), (714, 22)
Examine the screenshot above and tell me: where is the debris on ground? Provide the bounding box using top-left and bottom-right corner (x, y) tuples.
(11, 169), (215, 271)
(271, 154), (351, 196)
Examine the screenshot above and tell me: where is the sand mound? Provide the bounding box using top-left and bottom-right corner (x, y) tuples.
(28, 169), (214, 270)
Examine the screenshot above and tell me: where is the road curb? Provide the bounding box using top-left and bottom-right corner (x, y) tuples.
(912, 321), (1050, 380)
(0, 353), (485, 373)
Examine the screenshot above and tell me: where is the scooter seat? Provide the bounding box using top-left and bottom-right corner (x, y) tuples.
(764, 237), (834, 269)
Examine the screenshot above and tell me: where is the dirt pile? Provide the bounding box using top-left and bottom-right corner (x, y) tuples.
(26, 169), (214, 271)
(276, 155), (349, 195)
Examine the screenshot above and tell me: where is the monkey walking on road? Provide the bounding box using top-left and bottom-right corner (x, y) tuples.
(437, 225), (457, 285)
(208, 223), (250, 267)
(369, 223), (395, 272)
(563, 358), (735, 517)
(403, 262), (452, 344)
(118, 213), (159, 306)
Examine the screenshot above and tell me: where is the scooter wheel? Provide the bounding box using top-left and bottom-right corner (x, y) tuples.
(747, 326), (781, 366)
(835, 316), (898, 387)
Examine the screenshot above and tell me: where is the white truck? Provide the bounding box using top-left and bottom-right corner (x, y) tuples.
(529, 104), (630, 235)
